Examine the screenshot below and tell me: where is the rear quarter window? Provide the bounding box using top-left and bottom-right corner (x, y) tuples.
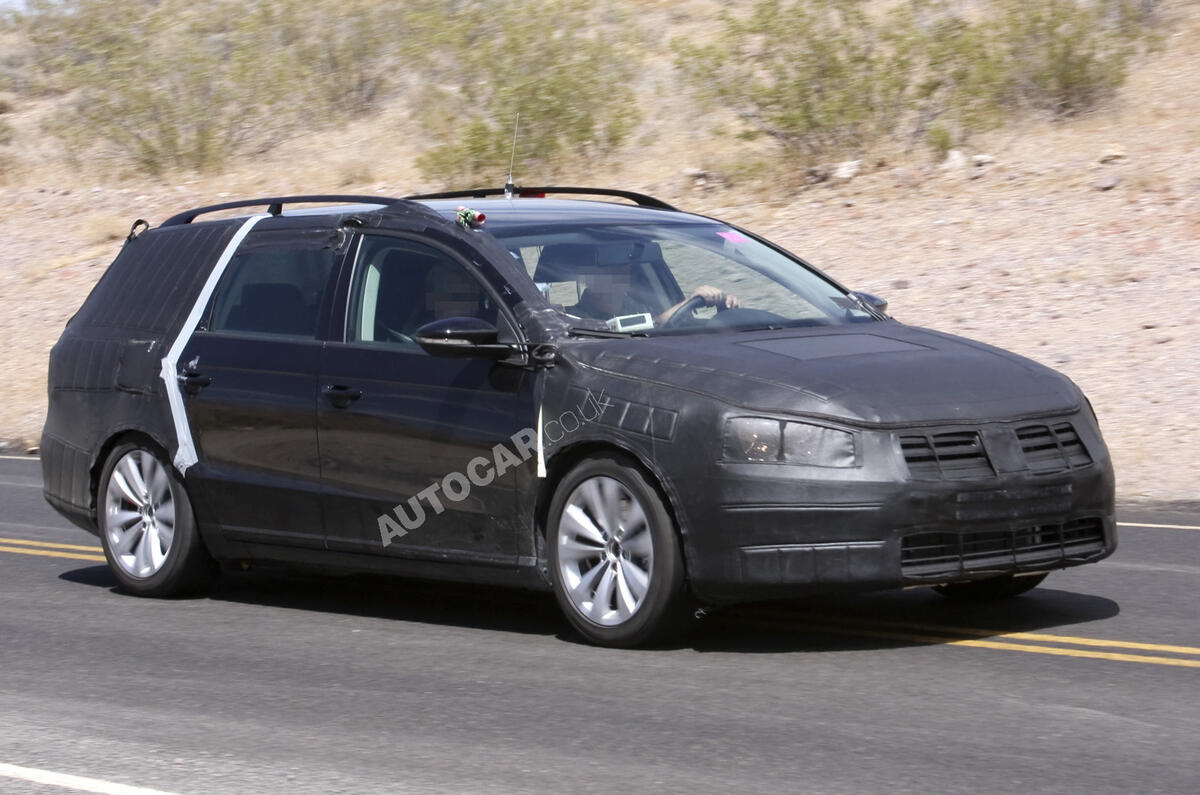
(72, 222), (240, 333)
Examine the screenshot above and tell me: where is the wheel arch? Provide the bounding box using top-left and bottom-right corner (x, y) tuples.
(90, 428), (181, 520)
(534, 439), (695, 584)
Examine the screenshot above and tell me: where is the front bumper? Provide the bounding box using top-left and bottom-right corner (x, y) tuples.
(681, 416), (1116, 604)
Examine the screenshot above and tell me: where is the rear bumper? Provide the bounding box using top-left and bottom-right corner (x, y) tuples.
(45, 492), (100, 536)
(41, 433), (99, 536)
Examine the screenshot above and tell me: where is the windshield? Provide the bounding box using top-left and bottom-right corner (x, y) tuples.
(487, 220), (878, 334)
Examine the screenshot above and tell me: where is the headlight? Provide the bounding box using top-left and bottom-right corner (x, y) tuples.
(723, 417), (856, 467)
(723, 417), (780, 462)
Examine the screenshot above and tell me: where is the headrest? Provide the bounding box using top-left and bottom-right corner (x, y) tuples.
(635, 241), (665, 265)
(533, 243), (597, 282)
(533, 242), (649, 282)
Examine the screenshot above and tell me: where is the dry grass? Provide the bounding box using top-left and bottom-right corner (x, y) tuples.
(79, 212), (131, 245)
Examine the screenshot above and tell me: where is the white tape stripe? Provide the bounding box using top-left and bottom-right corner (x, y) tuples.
(536, 403), (547, 478)
(160, 215), (269, 473)
(1118, 522), (1200, 531)
(0, 762), (179, 795)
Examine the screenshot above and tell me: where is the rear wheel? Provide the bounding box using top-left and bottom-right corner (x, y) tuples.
(548, 454), (692, 647)
(933, 572), (1048, 601)
(98, 442), (216, 596)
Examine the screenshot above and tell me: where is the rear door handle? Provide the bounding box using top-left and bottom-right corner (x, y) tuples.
(178, 371), (212, 395)
(323, 384), (363, 409)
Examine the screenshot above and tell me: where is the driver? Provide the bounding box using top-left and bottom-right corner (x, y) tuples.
(426, 264), (490, 321)
(567, 262), (740, 325)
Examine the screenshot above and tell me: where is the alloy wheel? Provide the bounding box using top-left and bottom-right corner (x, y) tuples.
(103, 450), (176, 579)
(555, 475), (654, 626)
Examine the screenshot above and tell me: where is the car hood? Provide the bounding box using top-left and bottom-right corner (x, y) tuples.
(564, 323), (1081, 426)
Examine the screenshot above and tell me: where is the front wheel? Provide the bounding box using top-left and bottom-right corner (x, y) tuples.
(98, 442), (216, 596)
(933, 572), (1048, 601)
(547, 454), (693, 647)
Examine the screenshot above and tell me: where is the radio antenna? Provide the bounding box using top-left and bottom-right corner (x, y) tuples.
(504, 112), (520, 199)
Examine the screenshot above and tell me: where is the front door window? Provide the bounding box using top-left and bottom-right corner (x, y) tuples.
(346, 238), (499, 347)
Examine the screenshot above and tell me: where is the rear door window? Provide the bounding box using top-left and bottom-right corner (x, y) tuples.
(207, 237), (338, 338)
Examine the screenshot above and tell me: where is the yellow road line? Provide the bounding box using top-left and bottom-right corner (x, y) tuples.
(837, 617), (1200, 656)
(793, 622), (1200, 668)
(0, 537), (103, 553)
(0, 545), (106, 562)
(752, 609), (1200, 666)
(1118, 522), (1200, 531)
(987, 631), (1200, 656)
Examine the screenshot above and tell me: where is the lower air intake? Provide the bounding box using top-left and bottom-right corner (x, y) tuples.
(900, 517), (1106, 579)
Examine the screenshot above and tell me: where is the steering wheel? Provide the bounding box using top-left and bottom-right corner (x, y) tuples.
(662, 294), (707, 327)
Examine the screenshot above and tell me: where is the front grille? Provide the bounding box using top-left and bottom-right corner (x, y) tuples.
(901, 517), (1107, 578)
(901, 431), (994, 480)
(1017, 422), (1092, 475)
(952, 483), (1073, 521)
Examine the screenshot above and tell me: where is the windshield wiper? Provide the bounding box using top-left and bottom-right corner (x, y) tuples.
(734, 323), (788, 333)
(732, 319), (834, 333)
(567, 326), (644, 338)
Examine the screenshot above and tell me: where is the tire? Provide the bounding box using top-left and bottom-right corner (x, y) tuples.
(933, 572), (1048, 601)
(547, 453), (693, 647)
(97, 441), (217, 596)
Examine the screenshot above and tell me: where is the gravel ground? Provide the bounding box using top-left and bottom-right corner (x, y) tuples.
(0, 166), (1195, 502)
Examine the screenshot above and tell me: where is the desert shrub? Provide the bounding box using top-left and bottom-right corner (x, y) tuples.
(987, 0), (1156, 116)
(248, 0), (440, 118)
(415, 0), (639, 185)
(15, 0), (636, 181)
(925, 124), (954, 160)
(676, 0), (1159, 165)
(674, 1), (911, 162)
(7, 0), (1157, 179)
(16, 0), (441, 173)
(19, 0), (309, 173)
(0, 18), (35, 95)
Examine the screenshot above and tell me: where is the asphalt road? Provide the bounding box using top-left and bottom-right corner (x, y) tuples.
(0, 455), (1196, 794)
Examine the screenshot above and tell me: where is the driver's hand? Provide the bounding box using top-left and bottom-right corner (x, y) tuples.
(692, 285), (741, 310)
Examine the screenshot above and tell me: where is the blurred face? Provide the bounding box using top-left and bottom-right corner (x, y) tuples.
(582, 266), (632, 314)
(427, 268), (480, 318)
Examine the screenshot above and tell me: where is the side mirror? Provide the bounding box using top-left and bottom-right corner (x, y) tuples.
(851, 291), (888, 314)
(415, 317), (513, 359)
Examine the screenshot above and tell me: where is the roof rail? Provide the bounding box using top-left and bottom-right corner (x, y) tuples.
(160, 195), (404, 227)
(404, 186), (678, 211)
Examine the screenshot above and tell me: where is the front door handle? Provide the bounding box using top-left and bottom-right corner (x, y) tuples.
(323, 384), (363, 409)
